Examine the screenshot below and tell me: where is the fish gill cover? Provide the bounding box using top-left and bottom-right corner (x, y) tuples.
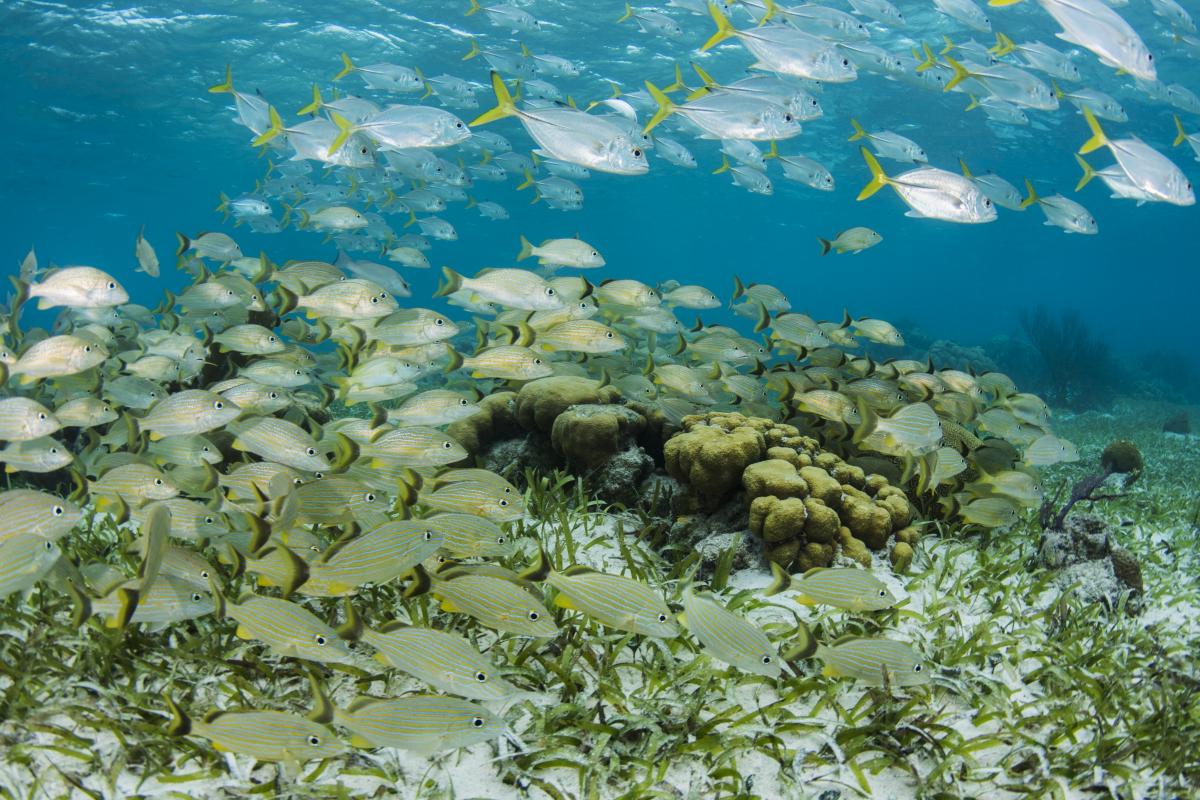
(0, 1), (1199, 798)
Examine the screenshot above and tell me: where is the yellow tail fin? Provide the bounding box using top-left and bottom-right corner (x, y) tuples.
(334, 52), (356, 81)
(915, 42), (936, 72)
(944, 56), (976, 92)
(965, 93), (980, 111)
(298, 84), (323, 116)
(701, 2), (738, 51)
(765, 140), (779, 160)
(326, 111), (355, 156)
(1074, 154), (1095, 192)
(1020, 178), (1040, 209)
(713, 154), (731, 175)
(208, 64), (234, 94)
(691, 62), (717, 90)
(1078, 107), (1107, 155)
(642, 80), (676, 134)
(959, 158), (973, 178)
(941, 35), (955, 55)
(517, 234), (534, 260)
(463, 39), (480, 60)
(1173, 115), (1188, 147)
(848, 118), (867, 141)
(988, 0), (1024, 6)
(516, 168), (535, 191)
(663, 63), (686, 93)
(469, 72), (517, 127)
(466, 0), (482, 15)
(856, 146), (891, 201)
(1051, 80), (1064, 100)
(251, 106), (285, 148)
(989, 32), (1015, 56)
(617, 1), (633, 22)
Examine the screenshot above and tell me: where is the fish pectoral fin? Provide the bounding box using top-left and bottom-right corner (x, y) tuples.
(212, 742), (229, 753)
(440, 598), (460, 613)
(349, 734), (374, 749)
(552, 593), (578, 610)
(821, 665), (841, 678)
(147, 431), (164, 441)
(234, 624), (253, 640)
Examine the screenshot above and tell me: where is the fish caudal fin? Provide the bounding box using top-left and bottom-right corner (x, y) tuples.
(1074, 154), (1095, 191)
(208, 64), (234, 94)
(326, 111), (356, 156)
(847, 118), (867, 142)
(764, 562), (793, 596)
(1019, 178), (1040, 209)
(434, 266), (464, 298)
(856, 146), (891, 201)
(642, 81), (676, 134)
(165, 695), (192, 736)
(989, 32), (1015, 56)
(465, 0), (482, 15)
(470, 72), (517, 127)
(251, 105), (285, 148)
(617, 1), (633, 22)
(334, 52), (356, 81)
(516, 234), (534, 261)
(663, 62), (686, 93)
(958, 158), (973, 178)
(988, 0), (1023, 6)
(817, 237), (833, 256)
(915, 43), (936, 72)
(298, 84), (323, 116)
(1173, 115), (1188, 147)
(713, 154), (731, 175)
(1078, 107), (1107, 155)
(943, 56), (976, 92)
(701, 1), (738, 52)
(516, 168), (535, 190)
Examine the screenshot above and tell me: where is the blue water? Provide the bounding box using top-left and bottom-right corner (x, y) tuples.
(2, 0), (1197, 391)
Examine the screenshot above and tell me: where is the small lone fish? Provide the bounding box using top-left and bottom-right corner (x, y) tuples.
(817, 227), (882, 255)
(817, 636), (931, 687)
(765, 563), (897, 612)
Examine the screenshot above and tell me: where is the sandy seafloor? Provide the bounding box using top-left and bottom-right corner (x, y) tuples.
(0, 397), (1197, 800)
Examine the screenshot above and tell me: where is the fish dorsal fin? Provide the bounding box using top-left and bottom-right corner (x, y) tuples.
(831, 634), (868, 647)
(345, 696), (376, 713)
(375, 620), (408, 634)
(202, 709), (228, 725)
(800, 567), (828, 579)
(562, 564), (596, 576)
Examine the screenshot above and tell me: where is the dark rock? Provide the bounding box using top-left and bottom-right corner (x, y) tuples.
(1163, 411), (1191, 435)
(1038, 513), (1142, 613)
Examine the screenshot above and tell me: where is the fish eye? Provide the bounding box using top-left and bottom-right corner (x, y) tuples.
(842, 59), (850, 67)
(475, 671), (488, 682)
(371, 296), (379, 304)
(53, 505), (64, 516)
(213, 400), (224, 410)
(784, 113), (793, 122)
(305, 447), (317, 456)
(498, 498), (509, 507)
(435, 318), (445, 325)
(84, 345), (92, 352)
(633, 148), (642, 157)
(657, 613), (668, 623)
(204, 515), (215, 524)
(913, 663), (923, 672)
(365, 492), (376, 502)
(545, 287), (556, 296)
(268, 336), (276, 343)
(459, 398), (468, 406)
(308, 735), (321, 746)
(153, 478), (163, 485)
(315, 635), (328, 646)
(761, 655), (773, 664)
(442, 441), (453, 449)
(456, 121), (464, 128)
(191, 592), (203, 601)
(879, 589), (888, 597)
(472, 716), (485, 728)
(496, 536), (506, 544)
(269, 392), (279, 399)
(107, 281), (116, 289)
(44, 540), (55, 551)
(527, 611), (539, 620)
(533, 358), (543, 365)
(605, 332), (613, 338)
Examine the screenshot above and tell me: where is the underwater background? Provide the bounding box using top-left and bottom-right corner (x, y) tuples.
(2, 0), (1198, 405)
(2, 1), (1200, 798)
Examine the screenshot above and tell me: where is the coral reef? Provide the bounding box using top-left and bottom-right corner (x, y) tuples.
(446, 390), (520, 457)
(924, 339), (999, 374)
(665, 412), (916, 572)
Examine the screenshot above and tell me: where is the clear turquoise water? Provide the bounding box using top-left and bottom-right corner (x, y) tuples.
(2, 0), (1197, 389)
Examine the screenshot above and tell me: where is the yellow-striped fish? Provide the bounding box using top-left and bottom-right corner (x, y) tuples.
(138, 390), (241, 440)
(0, 489), (81, 543)
(447, 345), (553, 380)
(523, 550), (676, 638)
(0, 534), (62, 598)
(1, 437), (73, 474)
(817, 636), (931, 687)
(680, 587), (784, 677)
(425, 513), (516, 559)
(83, 574), (214, 629)
(414, 568), (557, 637)
(53, 397), (118, 428)
(0, 397), (62, 441)
(90, 463), (180, 504)
(766, 564), (897, 612)
(362, 623), (522, 701)
(10, 335), (109, 382)
(329, 693), (503, 754)
(361, 426), (468, 468)
(166, 698), (344, 765)
(217, 591), (354, 664)
(305, 520), (444, 595)
(386, 390), (479, 427)
(228, 416), (332, 472)
(420, 480), (525, 522)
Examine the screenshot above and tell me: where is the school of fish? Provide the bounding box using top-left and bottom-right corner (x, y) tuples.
(0, 0), (1112, 770)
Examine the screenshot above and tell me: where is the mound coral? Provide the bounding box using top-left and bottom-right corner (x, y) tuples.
(666, 413), (917, 572)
